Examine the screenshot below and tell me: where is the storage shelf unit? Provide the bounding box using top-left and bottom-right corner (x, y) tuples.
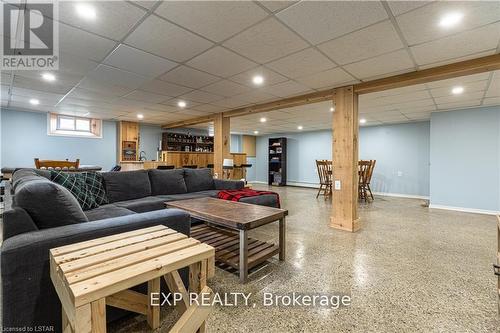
(268, 137), (287, 186)
(162, 132), (214, 152)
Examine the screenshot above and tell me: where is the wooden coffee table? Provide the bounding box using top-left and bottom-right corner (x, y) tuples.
(166, 197), (288, 282)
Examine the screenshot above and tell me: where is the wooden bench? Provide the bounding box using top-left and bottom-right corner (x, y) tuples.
(49, 225), (215, 333)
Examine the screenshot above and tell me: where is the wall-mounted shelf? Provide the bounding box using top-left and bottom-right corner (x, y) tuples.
(162, 133), (214, 152)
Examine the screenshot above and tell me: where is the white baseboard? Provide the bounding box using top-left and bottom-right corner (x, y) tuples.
(286, 181), (320, 188)
(429, 204), (499, 216)
(249, 181), (267, 185)
(373, 192), (429, 200)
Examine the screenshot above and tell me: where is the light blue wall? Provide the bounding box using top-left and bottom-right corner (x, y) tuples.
(430, 106), (500, 211)
(1, 109), (118, 170)
(255, 122), (430, 197)
(0, 109), (167, 170)
(139, 124), (162, 161)
(360, 122), (430, 196)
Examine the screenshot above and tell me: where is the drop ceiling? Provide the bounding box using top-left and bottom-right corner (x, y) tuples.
(0, 0), (499, 127)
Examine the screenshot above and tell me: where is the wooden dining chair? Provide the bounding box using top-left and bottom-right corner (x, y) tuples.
(316, 160), (332, 198)
(358, 160), (376, 202)
(34, 158), (80, 170)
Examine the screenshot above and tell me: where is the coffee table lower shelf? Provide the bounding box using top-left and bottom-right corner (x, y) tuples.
(191, 224), (279, 271)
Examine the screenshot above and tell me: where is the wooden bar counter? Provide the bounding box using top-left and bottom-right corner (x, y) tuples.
(121, 152), (248, 179)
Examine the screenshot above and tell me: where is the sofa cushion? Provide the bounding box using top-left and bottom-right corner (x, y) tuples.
(148, 169), (187, 195)
(102, 170), (151, 203)
(84, 205), (135, 221)
(239, 194), (280, 208)
(13, 179), (88, 229)
(159, 190), (220, 202)
(114, 196), (167, 213)
(183, 168), (214, 192)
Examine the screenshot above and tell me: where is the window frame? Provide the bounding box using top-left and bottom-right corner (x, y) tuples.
(48, 113), (103, 138)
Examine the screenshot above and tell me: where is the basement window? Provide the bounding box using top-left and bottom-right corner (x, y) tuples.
(48, 113), (102, 138)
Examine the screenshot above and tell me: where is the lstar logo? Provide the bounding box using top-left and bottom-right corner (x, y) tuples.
(1, 1), (59, 70)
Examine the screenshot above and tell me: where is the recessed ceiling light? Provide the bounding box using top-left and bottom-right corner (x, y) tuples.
(297, 125), (303, 130)
(330, 107), (335, 112)
(177, 101), (187, 108)
(41, 73), (56, 82)
(359, 118), (367, 124)
(252, 75), (264, 85)
(29, 98), (39, 105)
(137, 114), (144, 119)
(439, 12), (463, 28)
(253, 130), (259, 134)
(260, 117), (267, 123)
(451, 86), (464, 95)
(75, 3), (97, 20)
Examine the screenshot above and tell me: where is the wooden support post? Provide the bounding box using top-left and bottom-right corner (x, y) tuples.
(213, 113), (230, 178)
(330, 86), (360, 232)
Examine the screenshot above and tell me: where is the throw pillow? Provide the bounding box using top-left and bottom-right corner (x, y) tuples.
(81, 172), (108, 206)
(50, 171), (100, 210)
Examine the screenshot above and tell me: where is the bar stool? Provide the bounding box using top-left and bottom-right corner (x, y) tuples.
(206, 164), (214, 176)
(238, 163), (253, 182)
(222, 158), (234, 179)
(157, 165), (175, 170)
(183, 165), (198, 169)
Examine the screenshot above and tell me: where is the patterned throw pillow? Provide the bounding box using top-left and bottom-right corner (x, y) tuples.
(50, 171), (108, 210)
(80, 172), (108, 206)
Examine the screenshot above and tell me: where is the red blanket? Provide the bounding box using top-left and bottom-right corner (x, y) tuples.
(217, 189), (280, 208)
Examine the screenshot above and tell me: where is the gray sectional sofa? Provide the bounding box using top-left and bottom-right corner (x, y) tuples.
(1, 168), (278, 331)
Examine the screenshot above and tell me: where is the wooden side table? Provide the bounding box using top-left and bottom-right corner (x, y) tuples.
(50, 225), (215, 333)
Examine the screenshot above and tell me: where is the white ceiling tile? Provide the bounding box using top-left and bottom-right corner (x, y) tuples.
(123, 90), (171, 103)
(139, 79), (192, 97)
(159, 66), (220, 89)
(59, 23), (116, 62)
(342, 49), (415, 80)
(11, 87), (63, 104)
(223, 17), (308, 63)
(58, 1), (146, 40)
(161, 98), (201, 109)
(429, 80), (488, 98)
(483, 97), (500, 106)
(9, 101), (54, 112)
(234, 90), (278, 104)
(12, 75), (73, 95)
(58, 53), (99, 76)
(1, 72), (12, 85)
(229, 66), (288, 87)
(368, 90), (433, 107)
(131, 1), (157, 10)
(14, 70), (82, 87)
(200, 80), (252, 97)
(104, 44), (177, 77)
(144, 103), (179, 113)
(486, 77), (500, 98)
(125, 15), (213, 62)
(276, 1), (388, 45)
(186, 47), (257, 77)
(437, 99), (482, 110)
(178, 90), (224, 104)
(387, 1), (432, 16)
(267, 48), (336, 78)
(156, 1), (268, 42)
(265, 80), (314, 98)
(410, 23), (500, 66)
(78, 77), (134, 97)
(318, 20), (404, 66)
(191, 104), (227, 113)
(65, 87), (116, 102)
(295, 67), (357, 89)
(396, 1), (500, 45)
(258, 1), (298, 13)
(404, 112), (431, 120)
(418, 50), (496, 70)
(211, 96), (251, 109)
(434, 91), (485, 104)
(86, 64), (149, 89)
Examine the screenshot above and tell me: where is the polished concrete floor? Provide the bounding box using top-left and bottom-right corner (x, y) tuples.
(111, 185), (499, 332)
